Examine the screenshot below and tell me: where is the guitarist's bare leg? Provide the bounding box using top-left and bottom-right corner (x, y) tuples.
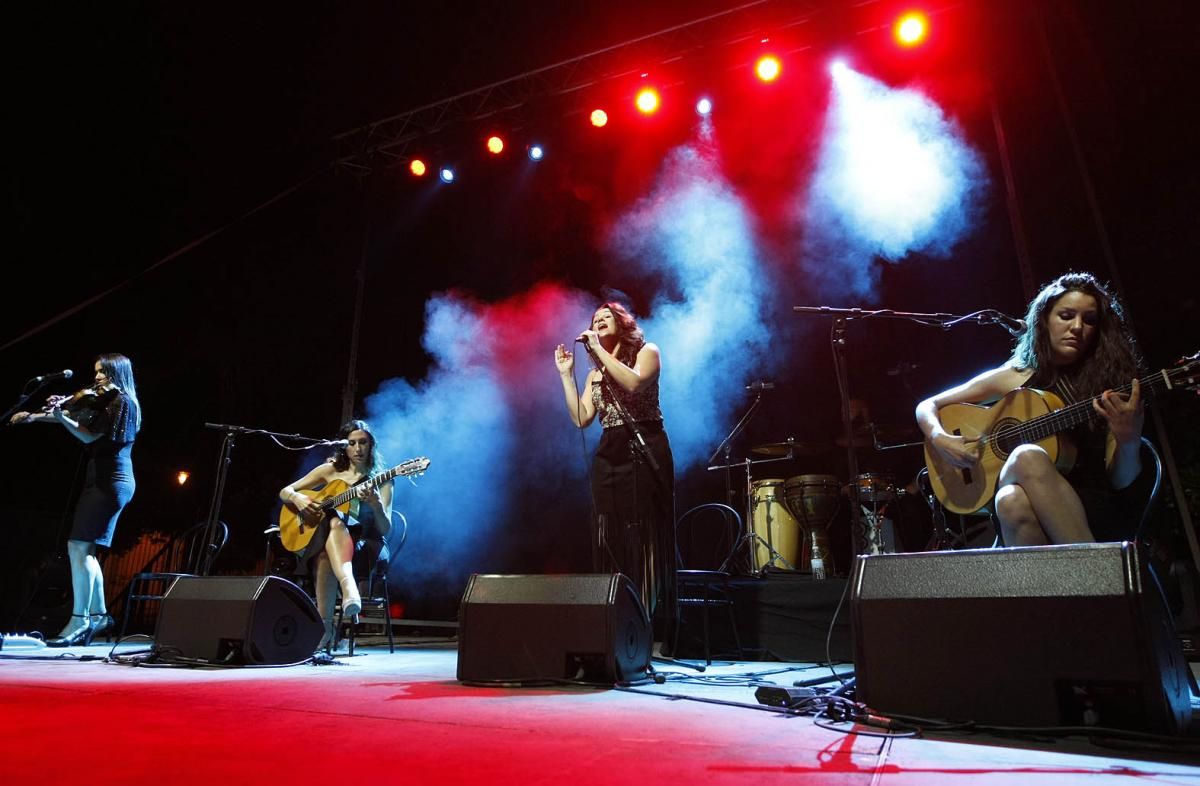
(997, 445), (1093, 545)
(313, 557), (338, 649)
(325, 518), (362, 617)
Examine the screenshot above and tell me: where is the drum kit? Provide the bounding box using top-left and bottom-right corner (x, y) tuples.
(713, 431), (915, 580)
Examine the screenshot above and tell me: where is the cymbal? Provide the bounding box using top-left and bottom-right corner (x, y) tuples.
(750, 439), (829, 457)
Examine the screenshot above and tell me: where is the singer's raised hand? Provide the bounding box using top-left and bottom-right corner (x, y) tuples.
(554, 343), (575, 376)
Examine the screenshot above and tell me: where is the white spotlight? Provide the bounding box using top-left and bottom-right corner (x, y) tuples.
(528, 144), (545, 161)
(439, 167), (456, 183)
(695, 97), (713, 116)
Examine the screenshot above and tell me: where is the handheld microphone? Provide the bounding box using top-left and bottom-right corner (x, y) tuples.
(575, 336), (597, 354)
(745, 381), (775, 391)
(33, 369), (73, 384)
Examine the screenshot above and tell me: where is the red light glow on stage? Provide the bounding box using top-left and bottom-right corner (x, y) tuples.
(410, 159), (427, 177)
(635, 88), (660, 114)
(486, 135), (505, 154)
(590, 109), (608, 127)
(894, 12), (929, 47)
(755, 55), (782, 82)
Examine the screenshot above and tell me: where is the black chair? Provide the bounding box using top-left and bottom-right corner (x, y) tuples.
(117, 521), (229, 644)
(1133, 436), (1165, 545)
(337, 511), (408, 655)
(674, 503), (744, 665)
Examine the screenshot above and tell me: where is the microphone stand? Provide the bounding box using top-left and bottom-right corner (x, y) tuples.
(792, 305), (1023, 562)
(1, 376), (60, 426)
(199, 423), (339, 576)
(706, 387), (770, 511)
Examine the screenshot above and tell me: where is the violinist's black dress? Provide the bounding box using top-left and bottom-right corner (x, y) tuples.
(70, 389), (137, 547)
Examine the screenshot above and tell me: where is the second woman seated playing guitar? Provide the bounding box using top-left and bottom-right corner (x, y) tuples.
(915, 272), (1145, 547)
(279, 419), (393, 651)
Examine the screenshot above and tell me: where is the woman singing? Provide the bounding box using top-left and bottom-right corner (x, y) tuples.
(916, 272), (1145, 545)
(10, 353), (141, 646)
(555, 302), (675, 625)
(279, 419), (392, 650)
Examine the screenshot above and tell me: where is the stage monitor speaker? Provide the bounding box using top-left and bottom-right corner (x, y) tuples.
(850, 542), (1191, 734)
(155, 575), (324, 665)
(457, 573), (651, 685)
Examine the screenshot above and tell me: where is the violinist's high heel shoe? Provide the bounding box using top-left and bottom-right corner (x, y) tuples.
(46, 615), (95, 648)
(90, 613), (116, 643)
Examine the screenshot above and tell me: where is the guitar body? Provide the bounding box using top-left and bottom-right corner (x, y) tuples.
(925, 388), (1076, 515)
(279, 480), (354, 553)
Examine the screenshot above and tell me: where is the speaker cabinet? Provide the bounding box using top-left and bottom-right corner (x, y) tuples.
(457, 573), (651, 685)
(155, 575), (324, 665)
(850, 542), (1191, 734)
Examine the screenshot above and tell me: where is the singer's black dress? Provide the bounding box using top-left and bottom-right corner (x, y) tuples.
(70, 389), (138, 547)
(589, 368), (675, 625)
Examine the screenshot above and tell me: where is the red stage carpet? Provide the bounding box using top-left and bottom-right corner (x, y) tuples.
(2, 640), (1197, 784)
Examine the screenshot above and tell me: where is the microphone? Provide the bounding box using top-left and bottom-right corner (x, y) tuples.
(33, 369), (73, 384)
(575, 336), (597, 354)
(746, 381), (775, 391)
(324, 439), (350, 448)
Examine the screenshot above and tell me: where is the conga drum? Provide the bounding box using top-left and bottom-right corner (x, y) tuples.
(750, 479), (800, 572)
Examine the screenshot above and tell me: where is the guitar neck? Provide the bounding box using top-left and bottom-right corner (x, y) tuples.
(1006, 366), (1179, 446)
(317, 460), (426, 511)
(320, 468), (396, 511)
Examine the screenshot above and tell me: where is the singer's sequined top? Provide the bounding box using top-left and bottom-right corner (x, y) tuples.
(591, 367), (663, 429)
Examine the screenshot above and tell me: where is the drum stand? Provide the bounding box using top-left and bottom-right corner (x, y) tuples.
(735, 457), (798, 573)
(706, 391), (795, 575)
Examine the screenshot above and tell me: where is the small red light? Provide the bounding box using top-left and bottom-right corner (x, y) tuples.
(410, 159), (427, 177)
(635, 88), (660, 114)
(756, 55), (782, 82)
(895, 12), (929, 47)
(590, 109), (609, 128)
(486, 135), (504, 155)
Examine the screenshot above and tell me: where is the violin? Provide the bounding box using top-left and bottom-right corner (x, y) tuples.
(41, 381), (119, 415)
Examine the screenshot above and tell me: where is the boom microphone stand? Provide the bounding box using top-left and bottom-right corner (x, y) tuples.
(199, 423), (343, 575)
(792, 306), (1023, 559)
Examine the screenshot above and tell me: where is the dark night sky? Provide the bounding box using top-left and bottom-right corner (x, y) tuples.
(3, 0), (1198, 619)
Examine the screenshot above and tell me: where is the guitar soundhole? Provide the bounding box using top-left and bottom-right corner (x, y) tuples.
(991, 417), (1022, 460)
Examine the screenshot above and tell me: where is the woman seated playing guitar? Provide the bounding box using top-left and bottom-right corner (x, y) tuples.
(279, 419), (393, 650)
(915, 272), (1145, 546)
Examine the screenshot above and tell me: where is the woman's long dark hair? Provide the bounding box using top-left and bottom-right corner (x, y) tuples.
(330, 419), (386, 476)
(594, 301), (646, 367)
(96, 353), (141, 433)
(1010, 272), (1141, 397)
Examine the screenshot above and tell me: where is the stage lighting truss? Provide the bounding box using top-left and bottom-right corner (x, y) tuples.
(331, 1), (830, 173)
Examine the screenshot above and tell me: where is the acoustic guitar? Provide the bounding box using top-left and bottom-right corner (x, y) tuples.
(279, 457), (430, 553)
(925, 353), (1198, 514)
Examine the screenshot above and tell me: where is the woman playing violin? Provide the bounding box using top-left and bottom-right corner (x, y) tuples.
(10, 353), (141, 646)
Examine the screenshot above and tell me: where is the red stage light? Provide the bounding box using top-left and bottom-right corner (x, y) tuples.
(590, 109), (608, 128)
(894, 12), (929, 47)
(755, 55), (782, 82)
(410, 159), (427, 177)
(486, 135), (504, 155)
(635, 88), (660, 114)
